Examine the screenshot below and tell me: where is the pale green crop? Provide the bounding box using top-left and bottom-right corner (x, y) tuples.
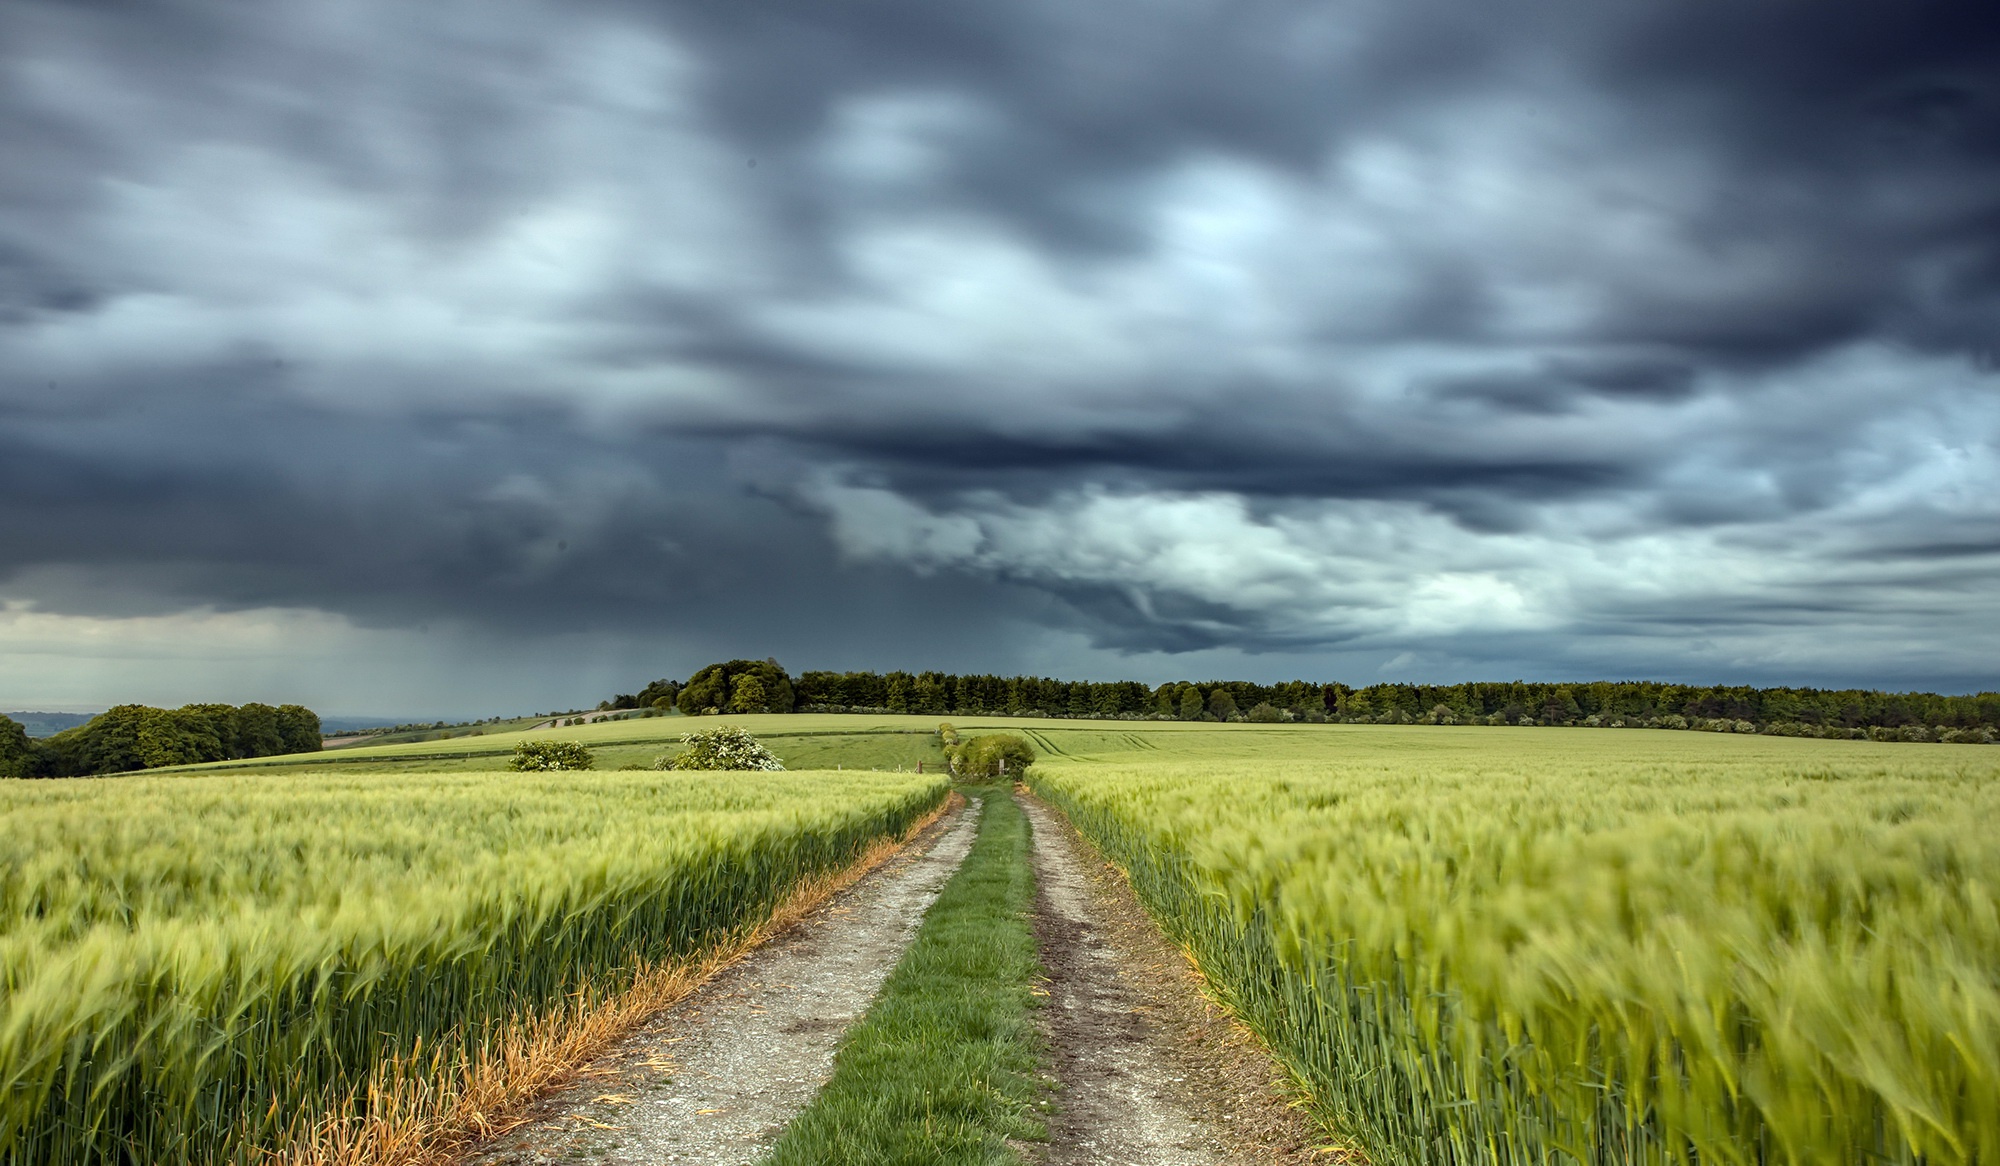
(0, 769), (946, 1165)
(1032, 734), (2000, 1164)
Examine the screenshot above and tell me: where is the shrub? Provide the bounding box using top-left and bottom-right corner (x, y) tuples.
(509, 740), (595, 771)
(658, 726), (784, 771)
(1247, 702), (1285, 723)
(949, 733), (1036, 779)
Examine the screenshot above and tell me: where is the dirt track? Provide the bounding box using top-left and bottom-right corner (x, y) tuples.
(458, 790), (1327, 1164)
(462, 798), (981, 1166)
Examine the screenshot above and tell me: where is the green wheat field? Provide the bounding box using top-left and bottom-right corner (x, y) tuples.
(3, 715), (1996, 1163)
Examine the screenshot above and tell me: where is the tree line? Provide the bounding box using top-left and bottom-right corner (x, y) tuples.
(0, 703), (323, 778)
(603, 661), (1999, 744)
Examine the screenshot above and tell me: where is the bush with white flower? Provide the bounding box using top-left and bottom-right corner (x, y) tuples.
(510, 739), (596, 771)
(656, 725), (784, 771)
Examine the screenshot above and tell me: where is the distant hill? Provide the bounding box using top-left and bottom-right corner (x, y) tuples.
(317, 716), (425, 735)
(4, 711), (99, 738)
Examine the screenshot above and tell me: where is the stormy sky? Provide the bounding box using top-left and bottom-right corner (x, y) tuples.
(4, 0), (1999, 715)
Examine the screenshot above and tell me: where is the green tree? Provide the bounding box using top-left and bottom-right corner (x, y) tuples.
(1540, 689), (1582, 724)
(913, 673), (948, 714)
(20, 701), (319, 775)
(625, 677), (680, 709)
(679, 665), (730, 715)
(1177, 685), (1204, 721)
(62, 705), (148, 774)
(730, 674), (770, 714)
(1246, 702), (1284, 723)
(1207, 688), (1239, 721)
(678, 660), (795, 716)
(274, 705), (322, 754)
(136, 708), (200, 768)
(0, 715), (34, 778)
(234, 703), (284, 757)
(175, 704), (236, 761)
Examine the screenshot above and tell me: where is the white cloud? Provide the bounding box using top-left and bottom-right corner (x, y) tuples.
(805, 453), (2000, 677)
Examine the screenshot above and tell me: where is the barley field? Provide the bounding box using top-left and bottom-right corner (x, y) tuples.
(0, 768), (947, 1165)
(1031, 726), (2000, 1165)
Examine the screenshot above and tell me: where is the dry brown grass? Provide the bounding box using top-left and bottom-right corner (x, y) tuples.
(268, 793), (960, 1166)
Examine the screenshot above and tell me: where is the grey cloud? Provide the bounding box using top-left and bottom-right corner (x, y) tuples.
(2, 0), (1999, 704)
(0, 382), (1076, 678)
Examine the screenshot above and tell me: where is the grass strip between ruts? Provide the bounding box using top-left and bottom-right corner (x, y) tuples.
(763, 785), (1046, 1166)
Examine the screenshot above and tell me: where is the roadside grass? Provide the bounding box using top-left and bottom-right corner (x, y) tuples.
(763, 785), (1045, 1166)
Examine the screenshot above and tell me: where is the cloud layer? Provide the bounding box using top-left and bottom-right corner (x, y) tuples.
(3, 0), (1998, 709)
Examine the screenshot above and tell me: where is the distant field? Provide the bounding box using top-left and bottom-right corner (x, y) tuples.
(1029, 726), (2000, 1164)
(319, 713), (557, 747)
(0, 767), (947, 1165)
(159, 711), (1217, 775)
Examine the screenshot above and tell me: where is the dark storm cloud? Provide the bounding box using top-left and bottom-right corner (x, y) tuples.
(773, 416), (1635, 507)
(644, 0), (2000, 354)
(4, 387), (839, 613)
(2, 0), (1999, 701)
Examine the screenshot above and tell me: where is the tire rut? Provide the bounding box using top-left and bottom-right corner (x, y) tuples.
(1020, 790), (1329, 1166)
(1021, 791), (1226, 1166)
(462, 797), (983, 1166)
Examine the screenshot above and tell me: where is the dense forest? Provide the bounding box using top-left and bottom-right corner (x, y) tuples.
(605, 663), (2000, 744)
(0, 703), (322, 778)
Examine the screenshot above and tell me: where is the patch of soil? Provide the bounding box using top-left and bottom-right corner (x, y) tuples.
(461, 798), (983, 1166)
(1019, 789), (1339, 1166)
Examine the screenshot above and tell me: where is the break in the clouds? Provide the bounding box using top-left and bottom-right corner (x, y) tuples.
(3, 0), (1999, 712)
